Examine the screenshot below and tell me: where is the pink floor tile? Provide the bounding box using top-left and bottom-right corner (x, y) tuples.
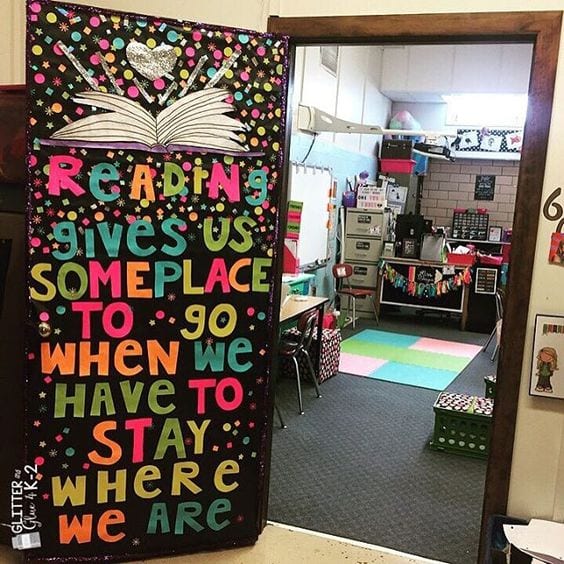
(409, 337), (482, 358)
(339, 353), (388, 376)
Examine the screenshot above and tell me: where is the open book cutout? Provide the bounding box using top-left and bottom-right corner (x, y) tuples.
(41, 88), (252, 155)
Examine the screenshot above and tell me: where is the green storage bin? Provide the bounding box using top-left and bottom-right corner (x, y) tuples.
(484, 374), (496, 399)
(429, 392), (493, 459)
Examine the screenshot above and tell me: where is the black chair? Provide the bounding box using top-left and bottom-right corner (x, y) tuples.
(332, 262), (378, 328)
(279, 310), (322, 414)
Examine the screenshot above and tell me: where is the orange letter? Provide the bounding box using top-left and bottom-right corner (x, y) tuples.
(88, 421), (121, 465)
(97, 509), (126, 543)
(58, 514), (93, 544)
(130, 164), (155, 201)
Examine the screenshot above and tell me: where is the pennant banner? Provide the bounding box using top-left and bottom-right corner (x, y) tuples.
(24, 0), (288, 560)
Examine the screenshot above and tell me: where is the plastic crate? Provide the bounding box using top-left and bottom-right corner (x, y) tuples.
(380, 158), (416, 174)
(429, 392), (493, 459)
(447, 253), (476, 266)
(484, 375), (496, 399)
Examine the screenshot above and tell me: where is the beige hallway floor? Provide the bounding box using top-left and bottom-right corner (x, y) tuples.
(0, 522), (447, 563)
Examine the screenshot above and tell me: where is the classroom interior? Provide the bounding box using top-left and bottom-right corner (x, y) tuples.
(269, 42), (528, 564)
(2, 7), (560, 561)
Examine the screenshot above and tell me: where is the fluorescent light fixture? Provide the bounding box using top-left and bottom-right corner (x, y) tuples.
(297, 104), (455, 138)
(297, 104), (456, 160)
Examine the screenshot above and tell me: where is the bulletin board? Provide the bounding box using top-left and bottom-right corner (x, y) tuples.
(287, 163), (332, 268)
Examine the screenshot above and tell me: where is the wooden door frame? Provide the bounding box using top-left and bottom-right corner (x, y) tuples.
(268, 11), (562, 563)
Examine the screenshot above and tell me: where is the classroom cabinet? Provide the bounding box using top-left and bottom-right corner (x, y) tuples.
(343, 208), (391, 316)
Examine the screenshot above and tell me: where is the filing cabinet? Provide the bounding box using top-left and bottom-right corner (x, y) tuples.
(343, 208), (390, 316)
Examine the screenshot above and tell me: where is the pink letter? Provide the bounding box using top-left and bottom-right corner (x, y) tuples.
(89, 261), (122, 299)
(47, 155), (85, 196)
(207, 163), (240, 202)
(71, 301), (103, 339)
(188, 379), (217, 414)
(216, 377), (243, 411)
(102, 303), (133, 338)
(125, 417), (152, 463)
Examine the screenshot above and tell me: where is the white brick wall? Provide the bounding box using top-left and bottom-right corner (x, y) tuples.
(420, 158), (518, 230)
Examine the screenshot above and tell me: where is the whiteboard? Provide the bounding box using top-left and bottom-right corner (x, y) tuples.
(287, 163), (332, 268)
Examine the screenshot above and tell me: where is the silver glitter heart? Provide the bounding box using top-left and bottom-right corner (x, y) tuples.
(126, 41), (177, 81)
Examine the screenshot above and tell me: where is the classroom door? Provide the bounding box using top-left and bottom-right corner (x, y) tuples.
(22, 1), (289, 560)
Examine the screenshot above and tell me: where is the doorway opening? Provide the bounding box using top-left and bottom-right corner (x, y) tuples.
(267, 11), (561, 564)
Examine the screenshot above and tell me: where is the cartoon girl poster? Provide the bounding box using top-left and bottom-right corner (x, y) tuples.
(530, 315), (564, 399)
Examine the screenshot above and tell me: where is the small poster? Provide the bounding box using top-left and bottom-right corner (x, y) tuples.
(475, 175), (496, 201)
(475, 267), (498, 295)
(530, 314), (564, 399)
(548, 232), (564, 265)
(480, 133), (503, 152)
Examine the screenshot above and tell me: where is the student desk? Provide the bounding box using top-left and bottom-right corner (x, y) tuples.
(375, 257), (470, 330)
(280, 295), (329, 375)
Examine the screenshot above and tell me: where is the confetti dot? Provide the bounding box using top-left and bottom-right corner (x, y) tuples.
(65, 448), (75, 457)
(263, 82), (273, 92)
(185, 46), (195, 57)
(167, 30), (178, 42)
(257, 312), (266, 321)
(45, 12), (57, 23)
(89, 53), (100, 65)
(257, 126), (266, 136)
(238, 34), (249, 44)
(31, 45), (43, 56)
(251, 109), (260, 119)
(39, 312), (50, 322)
(189, 212), (198, 221)
(30, 237), (41, 247)
(67, 211), (77, 221)
(71, 31), (82, 42)
(127, 86), (139, 98)
(35, 456), (45, 466)
(247, 307), (255, 316)
(51, 102), (62, 114)
(223, 423), (232, 432)
(153, 78), (165, 90)
(213, 49), (223, 60)
(34, 73), (45, 85)
(155, 310), (165, 320)
(240, 71), (249, 81)
(257, 46), (266, 56)
(99, 38), (110, 50)
(242, 436), (250, 445)
(179, 69), (189, 79)
(94, 212), (105, 221)
(206, 68), (217, 79)
(124, 69), (134, 80)
(254, 206), (263, 215)
(105, 52), (116, 64)
(30, 2), (41, 13)
(234, 91), (243, 101)
(192, 31), (202, 41)
(216, 202), (224, 212)
(56, 306), (66, 314)
(89, 16), (101, 27)
(146, 38), (157, 49)
(140, 198), (151, 208)
(112, 37), (125, 50)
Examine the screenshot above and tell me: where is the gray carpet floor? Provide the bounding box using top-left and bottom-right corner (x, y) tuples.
(268, 309), (497, 564)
